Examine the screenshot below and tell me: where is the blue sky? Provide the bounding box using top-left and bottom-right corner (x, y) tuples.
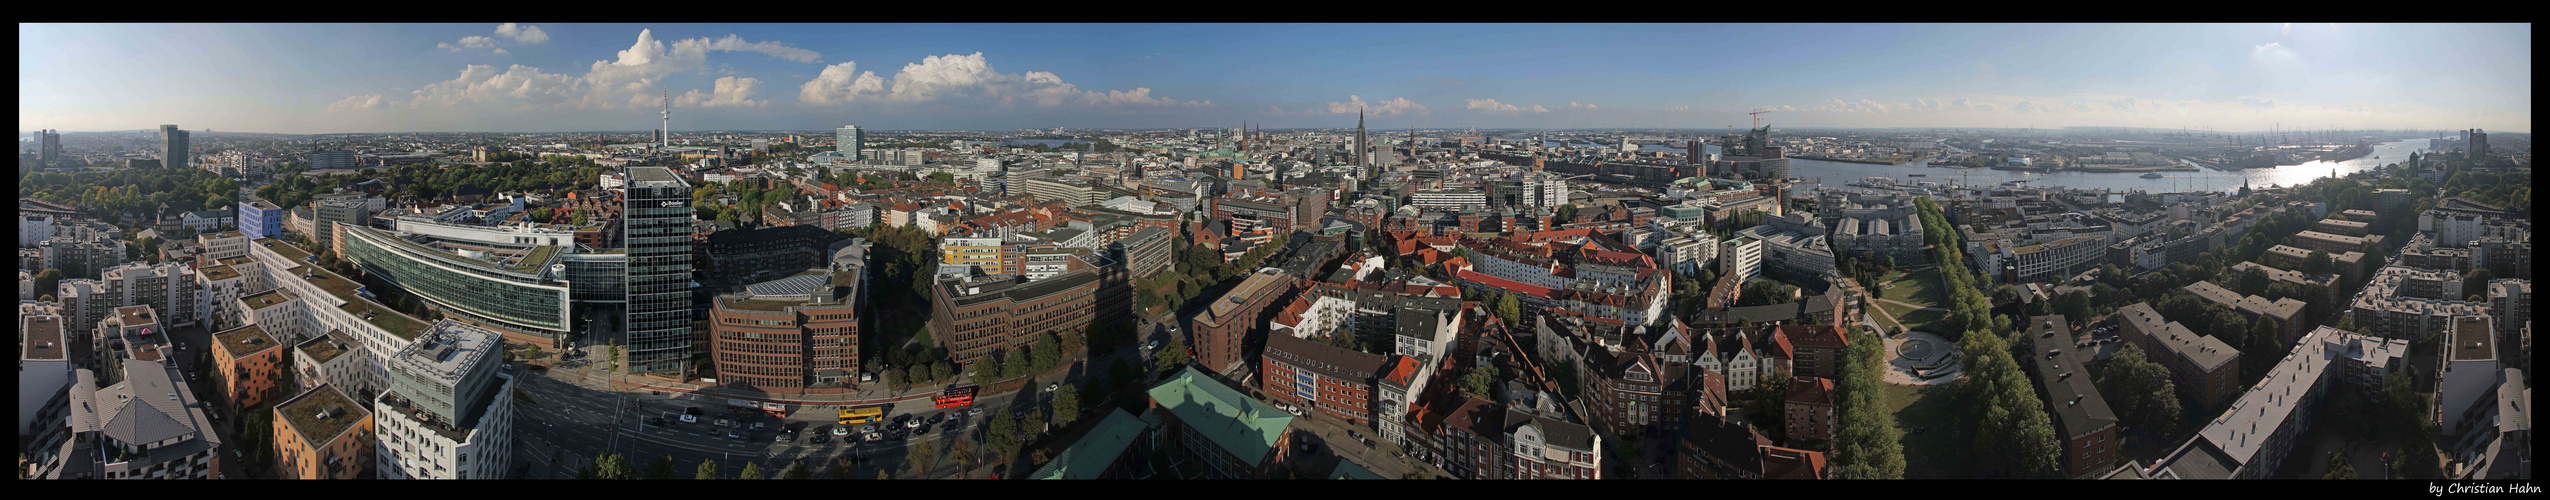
(18, 23), (2531, 133)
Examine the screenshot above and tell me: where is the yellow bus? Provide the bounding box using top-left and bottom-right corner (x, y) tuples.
(837, 406), (885, 426)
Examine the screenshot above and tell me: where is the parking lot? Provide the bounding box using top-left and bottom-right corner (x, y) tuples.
(510, 363), (1049, 479)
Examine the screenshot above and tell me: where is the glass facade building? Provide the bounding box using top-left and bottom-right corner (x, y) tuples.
(560, 252), (628, 303)
(623, 167), (695, 374)
(339, 226), (572, 338)
(836, 125), (863, 160)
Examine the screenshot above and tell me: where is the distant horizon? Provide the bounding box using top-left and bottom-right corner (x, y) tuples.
(20, 23), (2530, 134)
(18, 125), (2526, 137)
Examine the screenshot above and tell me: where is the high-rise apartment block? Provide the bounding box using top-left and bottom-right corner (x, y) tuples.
(373, 320), (514, 480)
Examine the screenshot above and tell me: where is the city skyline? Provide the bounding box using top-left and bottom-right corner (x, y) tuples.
(18, 23), (2534, 134)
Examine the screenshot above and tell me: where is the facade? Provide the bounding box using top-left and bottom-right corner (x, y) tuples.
(2152, 326), (2410, 479)
(929, 270), (1100, 370)
(1190, 270), (1297, 375)
(209, 324), (287, 409)
(25, 360), (223, 479)
(2022, 315), (2120, 478)
(272, 383), (375, 480)
(1147, 367), (1293, 479)
(701, 225), (845, 288)
(1784, 377), (1839, 444)
(1119, 226), (1174, 279)
(941, 236), (1005, 271)
(338, 225), (573, 340)
(20, 313), (71, 439)
(314, 198), (374, 257)
(2115, 302), (2242, 410)
(1722, 236), (1764, 281)
(374, 320), (515, 480)
(1260, 332), (1388, 426)
(835, 126), (868, 160)
(293, 330), (377, 402)
(2437, 316), (2498, 436)
(2184, 281), (2311, 346)
(622, 166), (696, 374)
(162, 124), (190, 171)
(1501, 408), (1602, 479)
(708, 241), (869, 390)
(240, 200), (286, 239)
(60, 261), (201, 331)
(2351, 266), (2489, 340)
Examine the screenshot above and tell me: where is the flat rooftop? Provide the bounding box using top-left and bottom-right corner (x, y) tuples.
(296, 331), (356, 365)
(276, 384), (369, 447)
(115, 305), (159, 327)
(242, 288), (298, 311)
(1204, 271), (1292, 324)
(22, 314), (65, 361)
(2026, 315), (2117, 440)
(213, 324), (280, 358)
(2452, 316), (2495, 362)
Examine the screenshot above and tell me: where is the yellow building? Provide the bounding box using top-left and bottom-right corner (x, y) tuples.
(941, 236), (1004, 271)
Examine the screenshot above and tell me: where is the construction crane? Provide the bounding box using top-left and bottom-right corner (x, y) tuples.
(1749, 107), (1776, 129)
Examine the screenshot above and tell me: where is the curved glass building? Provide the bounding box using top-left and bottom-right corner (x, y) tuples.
(340, 225), (573, 338)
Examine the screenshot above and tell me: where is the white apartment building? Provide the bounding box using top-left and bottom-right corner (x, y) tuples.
(374, 320), (515, 480)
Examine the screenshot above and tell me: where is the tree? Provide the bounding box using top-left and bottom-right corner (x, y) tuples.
(1154, 337), (1189, 372)
(1831, 328), (1904, 479)
(2235, 266), (2273, 297)
(1554, 204), (1578, 225)
(781, 460), (812, 480)
(1052, 384), (1081, 426)
(1494, 293), (1522, 327)
(820, 458), (853, 480)
(949, 435), (979, 471)
(985, 411), (1021, 459)
(1459, 365), (1500, 396)
(2301, 250), (2334, 275)
(2244, 317), (2286, 383)
(738, 461), (763, 480)
(583, 452), (639, 479)
(2462, 268), (2495, 299)
(930, 361), (952, 382)
(1752, 367), (1794, 442)
(2323, 446), (2358, 479)
(904, 438), (940, 478)
(907, 365), (931, 385)
(32, 269), (63, 301)
(646, 455), (677, 479)
(1031, 334), (1062, 372)
(2096, 344), (2183, 438)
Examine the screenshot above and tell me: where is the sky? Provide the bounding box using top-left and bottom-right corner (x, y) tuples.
(17, 23), (2533, 134)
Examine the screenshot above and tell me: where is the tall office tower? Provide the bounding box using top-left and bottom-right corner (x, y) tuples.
(161, 124), (189, 171)
(837, 125), (865, 161)
(1354, 108), (1368, 168)
(2468, 129), (2489, 160)
(623, 166), (695, 374)
(40, 129), (61, 166)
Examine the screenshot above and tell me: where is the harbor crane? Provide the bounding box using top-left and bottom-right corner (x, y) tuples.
(1749, 108), (1775, 129)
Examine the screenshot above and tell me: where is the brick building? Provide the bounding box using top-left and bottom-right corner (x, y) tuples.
(1189, 270), (1297, 376)
(210, 324), (287, 409)
(1260, 332), (1388, 426)
(2022, 315), (2120, 478)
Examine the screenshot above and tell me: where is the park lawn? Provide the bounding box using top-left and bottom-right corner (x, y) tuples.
(1875, 269), (1908, 284)
(1879, 268), (1947, 307)
(1895, 307), (1951, 333)
(1885, 382), (1977, 479)
(1871, 310), (1904, 332)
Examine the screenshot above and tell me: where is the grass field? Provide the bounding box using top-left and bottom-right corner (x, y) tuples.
(1891, 307), (1950, 333)
(1885, 382), (1976, 479)
(1878, 268), (1946, 307)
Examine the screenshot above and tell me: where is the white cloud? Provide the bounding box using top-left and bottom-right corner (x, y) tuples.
(402, 64), (583, 110)
(1321, 95), (1426, 116)
(1567, 101), (1597, 110)
(673, 76), (768, 108)
(493, 48), (509, 55)
(440, 35), (498, 52)
(1466, 98), (1544, 113)
(327, 95), (385, 112)
(495, 23), (549, 44)
(797, 52), (1203, 109)
(2109, 97), (2138, 112)
(2011, 101), (2041, 113)
(797, 61), (886, 105)
(689, 34), (821, 63)
(1665, 105), (1691, 112)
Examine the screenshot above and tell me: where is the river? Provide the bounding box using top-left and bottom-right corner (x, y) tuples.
(1786, 139), (2431, 194)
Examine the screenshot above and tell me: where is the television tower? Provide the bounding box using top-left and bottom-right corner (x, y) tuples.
(660, 90), (671, 148)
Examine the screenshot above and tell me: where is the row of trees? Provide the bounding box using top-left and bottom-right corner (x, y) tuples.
(1956, 327), (2066, 478)
(1829, 327), (1906, 479)
(1913, 197), (2008, 338)
(22, 167), (240, 225)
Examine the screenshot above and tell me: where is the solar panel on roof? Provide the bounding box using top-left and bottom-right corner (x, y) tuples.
(746, 274), (827, 296)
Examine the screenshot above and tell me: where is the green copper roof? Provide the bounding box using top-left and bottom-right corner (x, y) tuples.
(1145, 366), (1292, 467)
(1028, 408), (1152, 480)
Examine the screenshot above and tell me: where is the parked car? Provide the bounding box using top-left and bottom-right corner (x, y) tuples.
(914, 424), (931, 436)
(860, 425), (877, 434)
(679, 413), (698, 423)
(905, 419), (922, 429)
(811, 434), (830, 444)
(750, 421), (766, 430)
(726, 430), (743, 440)
(864, 432), (884, 442)
(928, 413), (945, 424)
(714, 418), (732, 427)
(832, 426), (851, 436)
(776, 432), (793, 443)
(1045, 382), (1059, 393)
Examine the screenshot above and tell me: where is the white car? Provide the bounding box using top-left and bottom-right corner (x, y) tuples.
(864, 432), (884, 442)
(679, 414), (698, 423)
(904, 419), (921, 429)
(832, 426), (850, 436)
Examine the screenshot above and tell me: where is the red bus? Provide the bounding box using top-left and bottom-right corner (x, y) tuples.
(935, 386), (978, 409)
